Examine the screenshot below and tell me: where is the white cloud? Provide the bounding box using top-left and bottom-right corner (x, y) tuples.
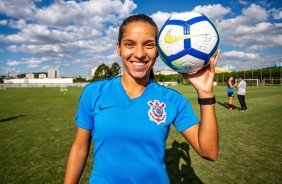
(193, 4), (231, 20)
(0, 67), (21, 77)
(151, 4), (231, 31)
(242, 3), (268, 22)
(7, 19), (27, 30)
(151, 11), (175, 29)
(7, 56), (56, 71)
(217, 3), (282, 50)
(221, 50), (259, 60)
(7, 60), (23, 66)
(269, 8), (282, 19)
(0, 0), (36, 19)
(6, 24), (76, 44)
(34, 0), (135, 28)
(238, 0), (248, 5)
(0, 20), (8, 25)
(218, 49), (282, 71)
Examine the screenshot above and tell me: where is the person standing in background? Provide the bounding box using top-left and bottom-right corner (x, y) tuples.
(227, 76), (237, 110)
(237, 76), (247, 111)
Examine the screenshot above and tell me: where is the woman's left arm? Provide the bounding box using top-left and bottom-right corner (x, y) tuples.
(180, 50), (220, 161)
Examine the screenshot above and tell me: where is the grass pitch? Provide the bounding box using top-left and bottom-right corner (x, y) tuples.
(0, 85), (281, 183)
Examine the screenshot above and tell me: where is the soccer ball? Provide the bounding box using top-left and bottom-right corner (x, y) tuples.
(157, 12), (220, 74)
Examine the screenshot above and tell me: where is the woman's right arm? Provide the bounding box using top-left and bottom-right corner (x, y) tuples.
(64, 127), (92, 184)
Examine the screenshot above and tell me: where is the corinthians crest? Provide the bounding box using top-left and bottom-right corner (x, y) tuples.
(148, 100), (167, 125)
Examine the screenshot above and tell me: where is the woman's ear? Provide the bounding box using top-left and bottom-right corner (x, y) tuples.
(116, 42), (121, 56)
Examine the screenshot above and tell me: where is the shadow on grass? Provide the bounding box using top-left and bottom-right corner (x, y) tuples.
(165, 140), (203, 184)
(217, 101), (240, 110)
(0, 115), (25, 122)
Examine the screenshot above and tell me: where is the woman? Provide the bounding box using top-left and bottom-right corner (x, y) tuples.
(64, 14), (219, 184)
(226, 76), (237, 110)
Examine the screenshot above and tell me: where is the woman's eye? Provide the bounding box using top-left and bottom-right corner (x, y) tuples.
(124, 43), (134, 47)
(146, 43), (156, 48)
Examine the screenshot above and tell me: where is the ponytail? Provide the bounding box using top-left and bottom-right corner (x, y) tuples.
(149, 69), (155, 81)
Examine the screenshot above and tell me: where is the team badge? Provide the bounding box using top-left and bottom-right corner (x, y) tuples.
(148, 100), (167, 125)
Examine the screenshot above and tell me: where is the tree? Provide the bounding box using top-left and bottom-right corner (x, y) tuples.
(110, 62), (121, 77)
(74, 76), (86, 82)
(93, 63), (111, 81)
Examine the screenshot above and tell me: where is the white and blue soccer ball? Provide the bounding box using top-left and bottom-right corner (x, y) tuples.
(157, 12), (220, 74)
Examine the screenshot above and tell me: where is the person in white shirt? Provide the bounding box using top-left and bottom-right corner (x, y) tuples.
(237, 76), (248, 111)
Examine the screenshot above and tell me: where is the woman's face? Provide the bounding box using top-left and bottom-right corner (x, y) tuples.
(116, 22), (158, 80)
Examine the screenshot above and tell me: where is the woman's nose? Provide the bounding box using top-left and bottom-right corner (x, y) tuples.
(134, 46), (146, 59)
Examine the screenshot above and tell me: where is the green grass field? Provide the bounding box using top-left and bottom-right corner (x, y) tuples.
(0, 85), (281, 184)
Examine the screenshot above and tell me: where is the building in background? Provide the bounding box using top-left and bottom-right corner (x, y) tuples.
(3, 78), (73, 86)
(48, 69), (59, 78)
(91, 67), (98, 76)
(38, 73), (47, 79)
(223, 65), (237, 71)
(275, 61), (282, 67)
(154, 70), (178, 75)
(215, 67), (232, 73)
(25, 73), (34, 79)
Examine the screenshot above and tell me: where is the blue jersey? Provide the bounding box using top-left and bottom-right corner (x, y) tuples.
(76, 76), (199, 184)
(227, 84), (234, 93)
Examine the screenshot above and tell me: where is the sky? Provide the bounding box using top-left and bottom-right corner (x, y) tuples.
(0, 0), (281, 77)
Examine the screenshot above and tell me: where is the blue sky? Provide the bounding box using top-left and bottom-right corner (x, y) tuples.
(0, 0), (281, 77)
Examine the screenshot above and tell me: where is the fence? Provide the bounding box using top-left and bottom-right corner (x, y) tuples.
(1, 79), (281, 89)
(0, 83), (89, 88)
(215, 78), (282, 86)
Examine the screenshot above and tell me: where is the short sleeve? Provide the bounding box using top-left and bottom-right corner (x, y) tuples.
(173, 98), (199, 132)
(76, 85), (94, 130)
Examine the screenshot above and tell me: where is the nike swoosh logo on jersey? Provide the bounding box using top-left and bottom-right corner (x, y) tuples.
(99, 105), (114, 111)
(164, 29), (208, 43)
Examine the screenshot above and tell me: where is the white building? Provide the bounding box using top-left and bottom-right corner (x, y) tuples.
(154, 70), (178, 75)
(223, 65), (236, 71)
(4, 78), (73, 84)
(25, 73), (34, 79)
(38, 73), (47, 79)
(91, 67), (98, 76)
(275, 61), (282, 67)
(48, 69), (59, 78)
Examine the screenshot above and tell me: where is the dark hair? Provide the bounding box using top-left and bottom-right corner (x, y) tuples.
(239, 76), (244, 79)
(118, 14), (158, 81)
(227, 76), (233, 84)
(118, 14), (158, 44)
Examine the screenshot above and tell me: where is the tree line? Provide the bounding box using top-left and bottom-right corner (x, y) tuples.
(74, 64), (281, 84)
(2, 63), (280, 84)
(74, 62), (121, 82)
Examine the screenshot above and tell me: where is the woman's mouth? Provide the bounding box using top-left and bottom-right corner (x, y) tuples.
(132, 62), (146, 66)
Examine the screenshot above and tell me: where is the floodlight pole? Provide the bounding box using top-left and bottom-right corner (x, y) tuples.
(260, 69), (262, 82)
(269, 69), (272, 84)
(280, 67), (282, 85)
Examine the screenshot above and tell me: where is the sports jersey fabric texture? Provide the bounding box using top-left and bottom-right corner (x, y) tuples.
(227, 84), (234, 93)
(76, 76), (199, 184)
(238, 80), (246, 95)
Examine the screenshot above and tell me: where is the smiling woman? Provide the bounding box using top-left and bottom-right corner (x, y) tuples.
(116, 14), (159, 90)
(64, 14), (219, 184)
